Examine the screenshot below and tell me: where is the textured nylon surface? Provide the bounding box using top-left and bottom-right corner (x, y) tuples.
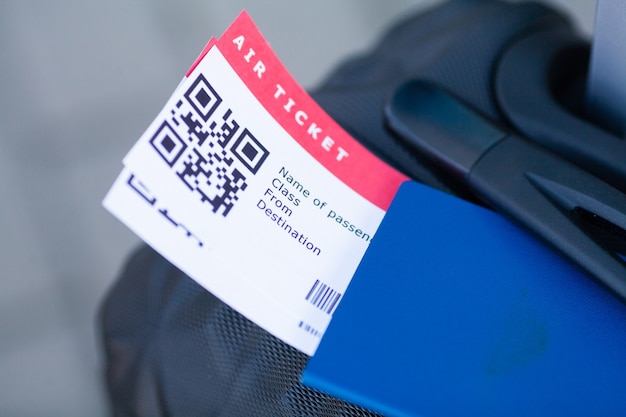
(102, 246), (379, 416)
(100, 1), (572, 415)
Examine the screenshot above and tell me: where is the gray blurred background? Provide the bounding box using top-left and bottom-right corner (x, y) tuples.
(0, 1), (597, 415)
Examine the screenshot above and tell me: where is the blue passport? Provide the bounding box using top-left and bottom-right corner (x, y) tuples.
(303, 181), (626, 417)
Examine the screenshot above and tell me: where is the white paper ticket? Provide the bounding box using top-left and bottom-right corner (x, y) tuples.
(103, 11), (408, 355)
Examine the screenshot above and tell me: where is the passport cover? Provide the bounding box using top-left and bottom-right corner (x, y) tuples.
(302, 181), (626, 417)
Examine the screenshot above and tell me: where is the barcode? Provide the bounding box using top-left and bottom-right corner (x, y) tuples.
(149, 73), (270, 217)
(305, 279), (342, 315)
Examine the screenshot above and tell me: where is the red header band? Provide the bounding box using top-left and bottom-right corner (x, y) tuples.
(216, 11), (408, 210)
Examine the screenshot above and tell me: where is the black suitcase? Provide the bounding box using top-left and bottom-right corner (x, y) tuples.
(100, 1), (625, 415)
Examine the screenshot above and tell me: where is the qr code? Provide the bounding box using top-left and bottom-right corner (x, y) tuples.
(149, 74), (270, 216)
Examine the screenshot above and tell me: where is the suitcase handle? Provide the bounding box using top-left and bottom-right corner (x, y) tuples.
(494, 26), (626, 193)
